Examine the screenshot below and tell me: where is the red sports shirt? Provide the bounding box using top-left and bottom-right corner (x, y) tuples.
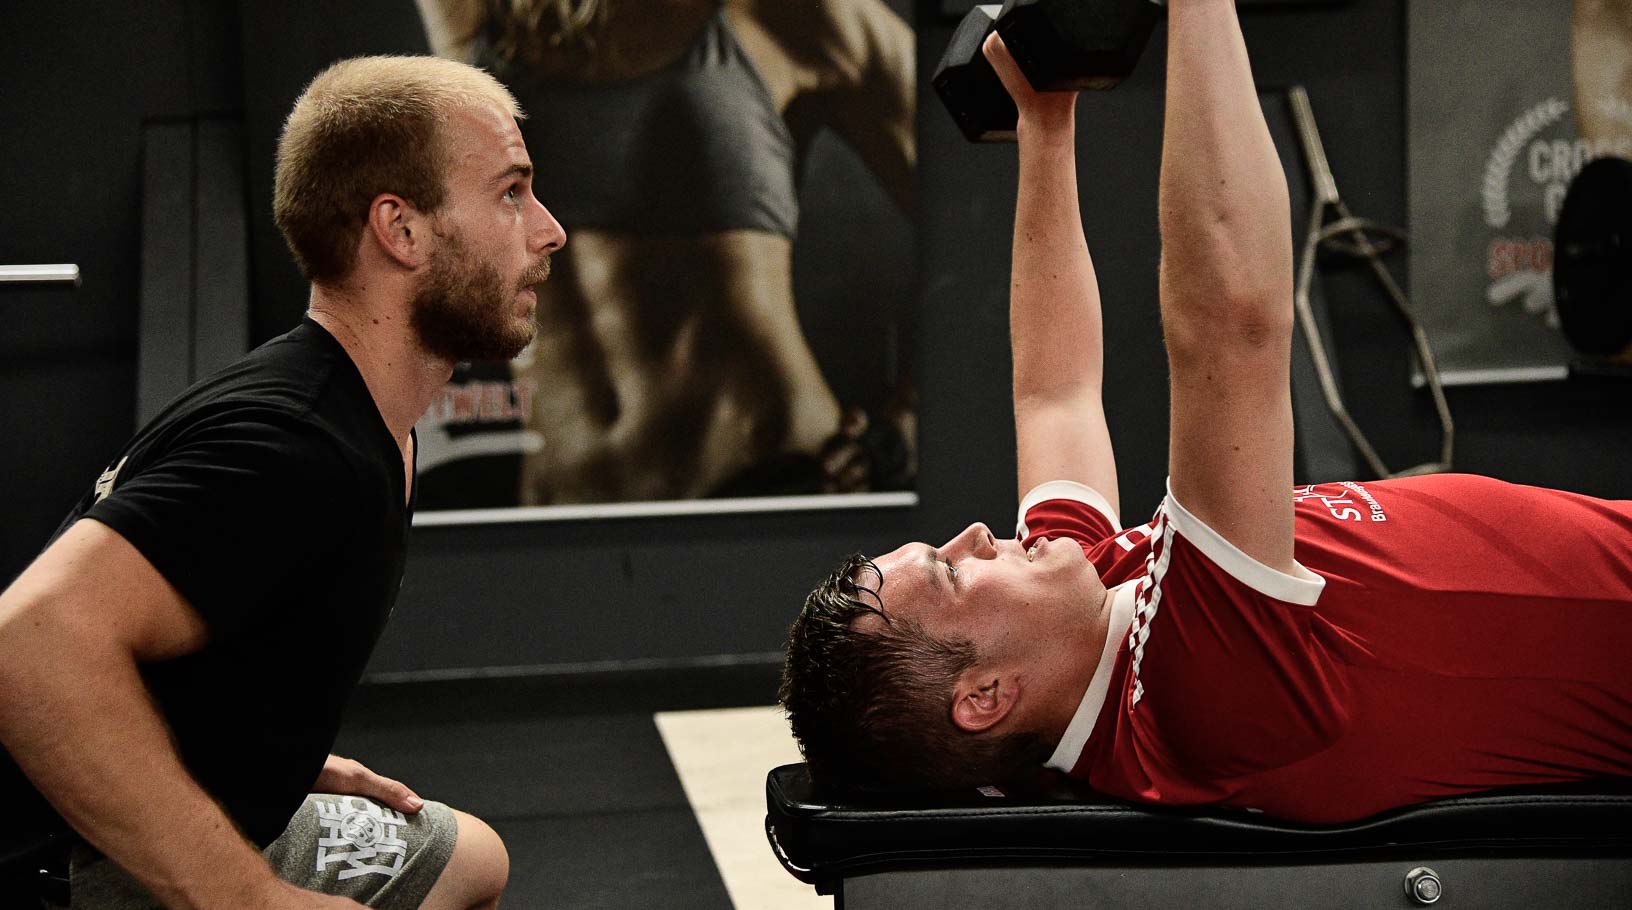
(1019, 474), (1632, 823)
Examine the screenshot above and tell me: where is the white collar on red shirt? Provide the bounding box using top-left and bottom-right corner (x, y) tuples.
(1044, 579), (1138, 772)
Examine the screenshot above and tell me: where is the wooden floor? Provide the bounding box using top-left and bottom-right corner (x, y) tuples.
(336, 666), (826, 909)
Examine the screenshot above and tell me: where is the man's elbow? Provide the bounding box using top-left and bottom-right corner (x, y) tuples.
(1161, 290), (1294, 363)
(0, 590), (60, 721)
(1013, 373), (1104, 413)
(0, 588), (126, 693)
(0, 585), (45, 658)
(1159, 189), (1295, 298)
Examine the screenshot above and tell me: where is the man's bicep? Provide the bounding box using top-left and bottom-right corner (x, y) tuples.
(1164, 326), (1296, 574)
(1, 519), (208, 663)
(1014, 393), (1118, 518)
(83, 414), (363, 642)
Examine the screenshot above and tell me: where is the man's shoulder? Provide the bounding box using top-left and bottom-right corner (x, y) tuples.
(148, 322), (385, 463)
(1018, 480), (1122, 541)
(204, 320), (352, 416)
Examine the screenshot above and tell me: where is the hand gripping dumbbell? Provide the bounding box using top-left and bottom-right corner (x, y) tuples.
(932, 0), (1165, 142)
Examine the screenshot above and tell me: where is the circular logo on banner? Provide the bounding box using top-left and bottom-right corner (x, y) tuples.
(1479, 97), (1632, 329)
(1480, 98), (1575, 327)
(1481, 98), (1571, 231)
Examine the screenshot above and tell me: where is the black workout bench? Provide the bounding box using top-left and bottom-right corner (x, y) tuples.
(765, 763), (1632, 909)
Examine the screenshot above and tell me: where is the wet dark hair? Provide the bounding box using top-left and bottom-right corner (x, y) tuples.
(778, 553), (1051, 793)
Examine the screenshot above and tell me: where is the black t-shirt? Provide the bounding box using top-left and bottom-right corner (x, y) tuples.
(2, 318), (413, 848)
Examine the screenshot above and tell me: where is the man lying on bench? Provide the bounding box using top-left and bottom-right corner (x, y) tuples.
(778, 0), (1632, 825)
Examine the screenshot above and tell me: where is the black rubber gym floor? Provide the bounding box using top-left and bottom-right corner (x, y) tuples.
(336, 667), (780, 908)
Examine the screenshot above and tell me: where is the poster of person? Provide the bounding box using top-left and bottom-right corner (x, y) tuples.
(1408, 0), (1632, 384)
(406, 0), (918, 521)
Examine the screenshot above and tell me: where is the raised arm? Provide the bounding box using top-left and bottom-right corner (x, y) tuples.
(0, 521), (358, 909)
(745, 0), (916, 213)
(984, 36), (1118, 511)
(1159, 0), (1296, 572)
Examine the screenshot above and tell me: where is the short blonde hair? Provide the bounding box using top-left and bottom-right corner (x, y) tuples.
(273, 55), (523, 284)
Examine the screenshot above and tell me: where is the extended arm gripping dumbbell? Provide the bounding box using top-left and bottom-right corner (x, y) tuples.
(932, 0), (1165, 142)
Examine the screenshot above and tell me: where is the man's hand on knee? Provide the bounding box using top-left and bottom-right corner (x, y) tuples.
(314, 754), (425, 814)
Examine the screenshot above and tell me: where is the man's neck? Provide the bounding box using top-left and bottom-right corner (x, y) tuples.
(306, 285), (453, 449)
(1033, 582), (1117, 753)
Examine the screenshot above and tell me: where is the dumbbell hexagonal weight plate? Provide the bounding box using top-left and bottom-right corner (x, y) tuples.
(998, 0), (1164, 92)
(932, 0), (1164, 143)
(932, 5), (1018, 142)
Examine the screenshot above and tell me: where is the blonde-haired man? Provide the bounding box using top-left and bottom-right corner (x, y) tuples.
(0, 55), (563, 908)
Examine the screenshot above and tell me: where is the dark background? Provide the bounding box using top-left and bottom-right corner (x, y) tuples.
(3, 0), (1628, 685)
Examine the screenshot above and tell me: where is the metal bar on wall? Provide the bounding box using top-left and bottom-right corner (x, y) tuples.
(0, 265), (81, 285)
(413, 491), (920, 527)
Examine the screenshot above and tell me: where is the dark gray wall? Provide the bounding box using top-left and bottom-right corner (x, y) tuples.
(0, 0), (242, 572)
(4, 1), (1629, 682)
(238, 2), (434, 345)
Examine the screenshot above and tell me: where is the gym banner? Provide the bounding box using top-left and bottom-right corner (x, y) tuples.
(399, 0), (920, 522)
(1408, 0), (1632, 385)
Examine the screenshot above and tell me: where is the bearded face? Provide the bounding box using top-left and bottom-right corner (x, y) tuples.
(409, 223), (548, 363)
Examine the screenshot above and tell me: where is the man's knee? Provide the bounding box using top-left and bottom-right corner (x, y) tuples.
(456, 810), (510, 891)
(424, 808), (509, 910)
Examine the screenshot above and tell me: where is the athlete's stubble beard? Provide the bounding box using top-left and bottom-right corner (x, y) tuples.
(410, 224), (550, 363)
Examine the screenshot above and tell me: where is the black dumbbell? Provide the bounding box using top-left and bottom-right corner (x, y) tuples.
(933, 6), (1018, 142)
(933, 0), (1164, 143)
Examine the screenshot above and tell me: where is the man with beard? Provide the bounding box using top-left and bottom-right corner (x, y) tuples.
(0, 56), (562, 908)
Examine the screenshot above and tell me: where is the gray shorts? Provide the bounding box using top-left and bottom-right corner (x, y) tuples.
(66, 794), (457, 909)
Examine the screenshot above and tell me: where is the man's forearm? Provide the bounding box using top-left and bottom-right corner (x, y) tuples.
(0, 604), (279, 908)
(1011, 111), (1104, 403)
(1158, 0), (1292, 321)
(987, 30), (1119, 504)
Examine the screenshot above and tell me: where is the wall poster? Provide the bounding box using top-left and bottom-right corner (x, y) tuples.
(405, 0), (919, 523)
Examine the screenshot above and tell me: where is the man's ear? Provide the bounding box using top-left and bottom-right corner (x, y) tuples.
(365, 193), (430, 270)
(950, 671), (1019, 733)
